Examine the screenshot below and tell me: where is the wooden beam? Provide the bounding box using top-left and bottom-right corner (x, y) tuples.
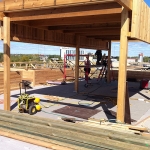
(8, 3), (121, 21)
(1, 0), (116, 12)
(63, 26), (121, 32)
(47, 23), (121, 31)
(107, 41), (111, 83)
(124, 81), (131, 124)
(64, 29), (120, 36)
(117, 7), (129, 123)
(3, 16), (10, 111)
(30, 14), (121, 26)
(114, 0), (133, 10)
(89, 35), (120, 40)
(75, 36), (80, 92)
(0, 21), (2, 40)
(10, 8), (121, 21)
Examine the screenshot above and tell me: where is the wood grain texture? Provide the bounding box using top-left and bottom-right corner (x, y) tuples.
(117, 8), (129, 123)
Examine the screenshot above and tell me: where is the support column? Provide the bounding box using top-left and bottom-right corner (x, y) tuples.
(74, 36), (80, 92)
(3, 17), (10, 111)
(0, 21), (2, 40)
(117, 8), (129, 123)
(107, 41), (111, 83)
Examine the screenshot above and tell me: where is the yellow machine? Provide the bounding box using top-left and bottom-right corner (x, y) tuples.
(18, 81), (41, 115)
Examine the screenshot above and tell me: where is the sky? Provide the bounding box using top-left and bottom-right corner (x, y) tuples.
(0, 0), (149, 57)
(144, 0), (150, 6)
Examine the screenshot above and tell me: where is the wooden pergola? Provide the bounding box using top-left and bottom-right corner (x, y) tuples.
(0, 0), (150, 123)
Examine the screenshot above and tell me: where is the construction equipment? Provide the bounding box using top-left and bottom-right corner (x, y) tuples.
(18, 81), (41, 115)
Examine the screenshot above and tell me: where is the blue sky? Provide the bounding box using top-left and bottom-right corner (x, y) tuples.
(0, 0), (149, 57)
(0, 40), (149, 57)
(144, 0), (150, 6)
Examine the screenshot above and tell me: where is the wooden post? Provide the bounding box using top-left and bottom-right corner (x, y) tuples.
(74, 36), (80, 92)
(3, 17), (10, 111)
(107, 41), (111, 83)
(124, 82), (131, 124)
(117, 8), (129, 123)
(0, 21), (2, 40)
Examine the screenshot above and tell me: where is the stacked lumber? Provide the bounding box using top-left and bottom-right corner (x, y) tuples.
(0, 110), (149, 150)
(0, 71), (22, 93)
(34, 69), (74, 85)
(111, 70), (150, 80)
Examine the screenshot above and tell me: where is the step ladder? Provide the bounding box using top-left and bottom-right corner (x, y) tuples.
(97, 65), (107, 81)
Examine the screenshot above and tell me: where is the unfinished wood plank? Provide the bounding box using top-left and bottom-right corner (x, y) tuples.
(147, 8), (150, 43)
(8, 23), (108, 50)
(142, 2), (147, 41)
(29, 14), (121, 26)
(139, 0), (144, 40)
(148, 8), (150, 43)
(124, 82), (131, 124)
(24, 0), (54, 9)
(9, 7), (121, 21)
(0, 1), (4, 12)
(114, 0), (132, 10)
(129, 126), (148, 132)
(3, 16), (10, 111)
(107, 41), (111, 83)
(131, 0), (141, 39)
(5, 0), (23, 11)
(0, 130), (73, 150)
(117, 8), (129, 123)
(56, 0), (90, 5)
(143, 4), (149, 42)
(0, 21), (2, 40)
(75, 36), (80, 92)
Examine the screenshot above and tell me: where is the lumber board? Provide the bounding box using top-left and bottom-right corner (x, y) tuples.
(131, 0), (150, 43)
(139, 0), (144, 40)
(117, 8), (129, 123)
(0, 129), (74, 150)
(3, 16), (10, 111)
(147, 8), (150, 42)
(0, 1), (4, 12)
(24, 0), (54, 9)
(131, 0), (141, 39)
(5, 0), (23, 11)
(75, 36), (80, 92)
(8, 23), (109, 50)
(107, 41), (111, 83)
(0, 71), (22, 93)
(111, 70), (150, 80)
(8, 3), (121, 21)
(114, 0), (132, 10)
(142, 2), (147, 41)
(0, 110), (149, 149)
(27, 69), (74, 85)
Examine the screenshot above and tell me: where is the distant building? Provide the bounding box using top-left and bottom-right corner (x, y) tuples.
(60, 47), (85, 61)
(127, 58), (136, 63)
(138, 53), (143, 63)
(39, 55), (48, 61)
(51, 58), (59, 61)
